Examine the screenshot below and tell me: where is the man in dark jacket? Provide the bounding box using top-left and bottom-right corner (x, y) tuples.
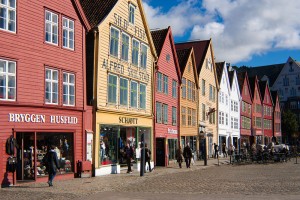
(183, 143), (192, 168)
(144, 143), (152, 172)
(125, 143), (133, 173)
(46, 145), (60, 186)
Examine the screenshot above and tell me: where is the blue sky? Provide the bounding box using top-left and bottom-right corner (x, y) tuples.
(143, 0), (300, 67)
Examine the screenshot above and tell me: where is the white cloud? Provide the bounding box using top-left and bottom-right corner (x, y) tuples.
(144, 0), (300, 64)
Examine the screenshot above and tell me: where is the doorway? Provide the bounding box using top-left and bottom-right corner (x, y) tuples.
(156, 138), (165, 166)
(16, 132), (35, 181)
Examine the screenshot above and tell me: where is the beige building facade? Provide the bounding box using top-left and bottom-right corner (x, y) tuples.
(85, 0), (157, 175)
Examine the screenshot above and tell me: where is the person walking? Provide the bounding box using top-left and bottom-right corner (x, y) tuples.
(175, 146), (183, 168)
(222, 143), (227, 158)
(214, 143), (219, 159)
(125, 143), (133, 173)
(46, 145), (60, 187)
(183, 143), (192, 168)
(144, 143), (152, 172)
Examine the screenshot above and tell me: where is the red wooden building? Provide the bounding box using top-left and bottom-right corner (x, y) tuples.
(249, 76), (263, 144)
(0, 0), (92, 186)
(271, 91), (282, 143)
(259, 81), (274, 144)
(151, 27), (181, 166)
(237, 72), (253, 149)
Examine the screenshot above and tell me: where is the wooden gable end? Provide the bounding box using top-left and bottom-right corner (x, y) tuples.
(242, 73), (253, 104)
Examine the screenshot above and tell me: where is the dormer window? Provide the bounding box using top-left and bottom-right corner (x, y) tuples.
(128, 3), (136, 24)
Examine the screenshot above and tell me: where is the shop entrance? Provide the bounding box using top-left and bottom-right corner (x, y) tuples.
(16, 132), (35, 181)
(156, 138), (165, 166)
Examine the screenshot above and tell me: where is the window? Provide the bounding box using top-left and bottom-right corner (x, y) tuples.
(213, 86), (216, 102)
(291, 88), (296, 96)
(108, 74), (117, 103)
(128, 3), (135, 24)
(187, 80), (192, 100)
(45, 11), (58, 45)
(0, 59), (16, 100)
(172, 80), (177, 98)
(209, 84), (213, 101)
(121, 33), (129, 61)
(0, 0), (16, 32)
(109, 27), (119, 57)
(132, 39), (139, 66)
(139, 83), (146, 109)
(233, 118), (238, 129)
(140, 44), (147, 69)
(62, 17), (74, 50)
(119, 77), (128, 106)
(283, 76), (289, 86)
(219, 112), (224, 125)
(202, 104), (206, 121)
(45, 68), (58, 104)
(163, 104), (168, 124)
(181, 107), (186, 125)
(182, 78), (186, 98)
(202, 79), (205, 96)
(225, 113), (228, 126)
(255, 117), (262, 128)
(172, 107), (177, 125)
(192, 109), (196, 126)
(163, 75), (168, 94)
(130, 81), (138, 108)
(192, 82), (196, 101)
(63, 72), (75, 106)
(296, 75), (300, 85)
(156, 102), (162, 123)
(225, 95), (228, 105)
(157, 72), (162, 92)
(187, 108), (192, 126)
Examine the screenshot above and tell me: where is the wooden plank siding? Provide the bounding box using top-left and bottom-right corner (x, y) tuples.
(240, 74), (253, 137)
(0, 0), (89, 186)
(251, 77), (263, 136)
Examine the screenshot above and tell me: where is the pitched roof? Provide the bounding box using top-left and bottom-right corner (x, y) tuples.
(259, 80), (267, 100)
(175, 40), (210, 75)
(237, 64), (284, 87)
(228, 71), (234, 88)
(150, 28), (169, 57)
(237, 71), (246, 92)
(176, 48), (192, 76)
(216, 62), (225, 84)
(79, 0), (118, 28)
(248, 76), (257, 100)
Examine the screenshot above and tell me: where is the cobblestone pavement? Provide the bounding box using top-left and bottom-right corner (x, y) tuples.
(1, 158), (300, 200)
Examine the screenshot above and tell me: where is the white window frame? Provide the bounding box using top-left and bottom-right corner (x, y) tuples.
(172, 106), (177, 126)
(63, 72), (75, 106)
(0, 0), (16, 32)
(121, 32), (130, 61)
(109, 26), (120, 57)
(62, 17), (74, 50)
(45, 10), (58, 45)
(0, 59), (16, 101)
(128, 3), (135, 24)
(131, 38), (139, 66)
(45, 68), (59, 105)
(140, 43), (148, 69)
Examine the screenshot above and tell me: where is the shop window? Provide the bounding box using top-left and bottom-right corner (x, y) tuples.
(45, 10), (58, 45)
(132, 39), (139, 66)
(100, 126), (119, 166)
(181, 78), (186, 98)
(0, 59), (16, 101)
(109, 27), (119, 57)
(45, 68), (58, 104)
(119, 77), (128, 106)
(168, 139), (178, 160)
(140, 44), (147, 69)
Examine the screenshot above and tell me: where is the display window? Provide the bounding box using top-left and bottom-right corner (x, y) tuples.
(168, 139), (178, 160)
(16, 132), (74, 181)
(99, 125), (151, 167)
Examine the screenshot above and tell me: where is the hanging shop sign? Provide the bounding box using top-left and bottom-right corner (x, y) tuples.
(8, 113), (78, 124)
(168, 128), (177, 134)
(119, 116), (138, 125)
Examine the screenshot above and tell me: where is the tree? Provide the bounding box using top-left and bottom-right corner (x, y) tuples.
(282, 110), (299, 144)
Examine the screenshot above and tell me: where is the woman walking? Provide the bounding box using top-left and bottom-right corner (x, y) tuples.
(175, 146), (183, 168)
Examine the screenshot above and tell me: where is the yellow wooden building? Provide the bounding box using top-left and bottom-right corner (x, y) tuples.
(81, 0), (157, 175)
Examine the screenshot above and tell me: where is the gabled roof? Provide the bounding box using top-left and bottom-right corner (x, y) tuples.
(237, 63), (284, 87)
(216, 62), (225, 84)
(248, 77), (256, 99)
(237, 71), (246, 92)
(271, 90), (279, 107)
(79, 0), (118, 28)
(259, 80), (267, 100)
(175, 40), (210, 75)
(176, 48), (192, 76)
(151, 28), (169, 57)
(73, 0), (91, 31)
(228, 71), (234, 88)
